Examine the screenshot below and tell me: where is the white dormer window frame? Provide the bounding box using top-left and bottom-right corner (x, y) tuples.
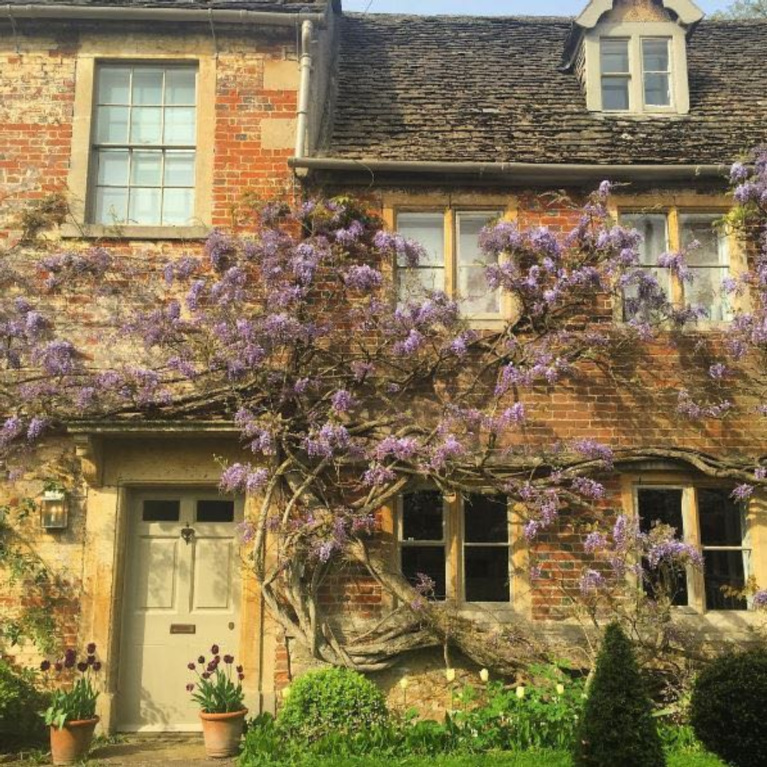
(584, 22), (691, 115)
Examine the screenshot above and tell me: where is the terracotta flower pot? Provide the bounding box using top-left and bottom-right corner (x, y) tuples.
(199, 708), (248, 758)
(49, 716), (99, 766)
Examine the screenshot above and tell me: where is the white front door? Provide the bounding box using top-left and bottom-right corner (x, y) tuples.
(118, 490), (242, 731)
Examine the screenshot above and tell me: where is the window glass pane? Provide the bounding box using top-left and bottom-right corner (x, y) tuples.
(699, 488), (743, 547)
(681, 215), (726, 267)
(638, 488), (688, 606)
(637, 488), (684, 535)
(457, 212), (500, 314)
(130, 151), (163, 186)
(196, 500), (235, 523)
(396, 213), (444, 267)
(402, 491), (444, 541)
(164, 107), (196, 145)
(164, 151), (195, 186)
(397, 267), (445, 298)
(128, 188), (161, 225)
(96, 106), (129, 144)
(401, 546), (446, 600)
(464, 494), (508, 543)
(132, 68), (164, 105)
(644, 73), (670, 107)
(165, 69), (197, 105)
(704, 550), (748, 610)
(601, 39), (629, 73)
(687, 268), (730, 321)
(130, 107), (163, 144)
(601, 77), (630, 111)
(162, 188), (194, 225)
(642, 39), (670, 72)
(457, 213), (497, 268)
(95, 187), (128, 224)
(98, 68), (131, 105)
(96, 150), (129, 186)
(459, 268), (501, 314)
(464, 547), (510, 602)
(143, 500), (180, 522)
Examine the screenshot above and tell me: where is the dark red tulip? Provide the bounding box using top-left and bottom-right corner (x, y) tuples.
(210, 644), (219, 655)
(86, 642), (96, 654)
(223, 654), (234, 664)
(93, 662), (102, 672)
(187, 662), (196, 670)
(40, 660), (51, 671)
(198, 655), (205, 664)
(77, 661), (88, 672)
(236, 665), (243, 673)
(202, 672), (210, 680)
(186, 683), (195, 692)
(87, 655), (96, 665)
(238, 673), (245, 681)
(54, 662), (63, 672)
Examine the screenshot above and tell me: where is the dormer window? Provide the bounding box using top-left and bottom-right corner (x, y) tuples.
(599, 35), (673, 112)
(567, 0), (704, 118)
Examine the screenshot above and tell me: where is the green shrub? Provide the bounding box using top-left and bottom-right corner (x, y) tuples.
(277, 667), (389, 742)
(451, 666), (585, 752)
(573, 622), (665, 767)
(0, 659), (50, 751)
(690, 648), (767, 767)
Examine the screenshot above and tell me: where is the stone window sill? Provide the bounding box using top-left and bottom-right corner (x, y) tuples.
(60, 223), (211, 241)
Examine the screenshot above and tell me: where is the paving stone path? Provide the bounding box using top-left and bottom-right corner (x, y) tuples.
(3, 735), (237, 766)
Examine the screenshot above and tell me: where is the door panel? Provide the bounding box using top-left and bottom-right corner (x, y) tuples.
(135, 537), (180, 610)
(118, 491), (241, 732)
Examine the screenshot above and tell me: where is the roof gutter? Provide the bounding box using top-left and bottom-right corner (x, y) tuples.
(3, 4), (328, 26)
(289, 157), (729, 184)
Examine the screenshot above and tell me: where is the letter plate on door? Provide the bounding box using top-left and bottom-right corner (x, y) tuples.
(170, 624), (196, 635)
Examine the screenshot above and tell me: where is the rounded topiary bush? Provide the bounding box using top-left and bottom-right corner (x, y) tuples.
(690, 648), (767, 767)
(277, 667), (388, 741)
(573, 622), (665, 767)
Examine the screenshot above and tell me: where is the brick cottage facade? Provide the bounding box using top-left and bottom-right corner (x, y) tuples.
(1, 0), (767, 731)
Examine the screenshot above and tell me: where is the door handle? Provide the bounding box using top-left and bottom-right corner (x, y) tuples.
(228, 622), (235, 631)
(180, 525), (195, 545)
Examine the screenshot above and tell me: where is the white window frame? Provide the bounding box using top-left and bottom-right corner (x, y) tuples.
(89, 63), (199, 228)
(584, 22), (690, 115)
(634, 483), (752, 613)
(64, 43), (215, 240)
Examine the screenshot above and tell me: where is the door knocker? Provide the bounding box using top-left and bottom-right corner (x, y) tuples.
(180, 524), (196, 545)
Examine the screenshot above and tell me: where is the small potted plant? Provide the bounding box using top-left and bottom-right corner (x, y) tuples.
(40, 643), (101, 765)
(187, 644), (247, 758)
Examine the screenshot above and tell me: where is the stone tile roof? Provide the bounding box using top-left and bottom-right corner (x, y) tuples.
(324, 14), (767, 165)
(4, 0), (327, 10)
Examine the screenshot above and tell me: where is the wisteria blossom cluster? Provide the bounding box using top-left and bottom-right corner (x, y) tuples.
(1, 178), (765, 672)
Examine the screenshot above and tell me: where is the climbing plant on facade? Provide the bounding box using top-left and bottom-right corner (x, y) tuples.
(0, 154), (766, 670)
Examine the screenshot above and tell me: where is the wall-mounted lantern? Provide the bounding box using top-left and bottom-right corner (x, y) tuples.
(40, 489), (68, 531)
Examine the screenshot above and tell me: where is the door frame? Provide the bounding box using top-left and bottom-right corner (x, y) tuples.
(116, 485), (245, 732)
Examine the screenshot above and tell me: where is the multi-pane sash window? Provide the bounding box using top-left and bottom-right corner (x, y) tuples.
(637, 486), (751, 611)
(620, 210), (730, 322)
(680, 214), (731, 322)
(395, 209), (503, 319)
(463, 494), (510, 602)
(599, 36), (673, 112)
(641, 39), (672, 108)
(400, 491), (447, 600)
(92, 64), (197, 226)
(398, 491), (511, 604)
(396, 214), (445, 296)
(601, 39), (631, 111)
